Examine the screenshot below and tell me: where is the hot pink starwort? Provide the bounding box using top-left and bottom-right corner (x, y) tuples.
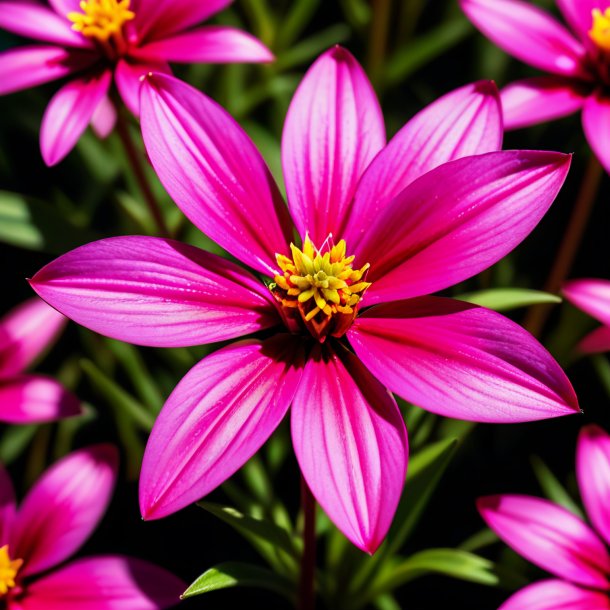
(478, 424), (610, 610)
(0, 0), (273, 166)
(30, 47), (580, 553)
(563, 278), (610, 353)
(460, 0), (610, 173)
(0, 444), (185, 609)
(0, 297), (80, 423)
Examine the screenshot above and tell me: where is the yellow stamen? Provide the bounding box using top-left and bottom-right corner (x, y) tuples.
(589, 8), (610, 52)
(0, 545), (22, 596)
(68, 0), (135, 43)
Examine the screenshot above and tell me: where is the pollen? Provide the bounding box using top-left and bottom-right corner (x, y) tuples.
(589, 8), (610, 52)
(270, 235), (371, 342)
(68, 0), (135, 43)
(0, 545), (22, 596)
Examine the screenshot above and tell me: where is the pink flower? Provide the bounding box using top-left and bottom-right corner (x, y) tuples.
(0, 444), (185, 609)
(0, 0), (273, 166)
(460, 0), (610, 173)
(0, 297), (80, 423)
(563, 278), (610, 353)
(478, 424), (610, 610)
(30, 48), (580, 553)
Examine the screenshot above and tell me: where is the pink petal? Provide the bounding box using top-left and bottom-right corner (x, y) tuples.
(582, 92), (610, 174)
(281, 46), (385, 245)
(577, 425), (610, 547)
(0, 375), (80, 424)
(114, 58), (170, 116)
(0, 465), (16, 547)
(556, 0), (610, 46)
(47, 0), (81, 17)
(11, 445), (118, 577)
(140, 335), (303, 520)
(40, 70), (112, 166)
(0, 297), (66, 378)
(19, 555), (185, 610)
(578, 325), (610, 354)
(355, 151), (571, 305)
(501, 77), (588, 130)
(30, 236), (279, 348)
(291, 342), (408, 554)
(140, 73), (292, 276)
(344, 81), (502, 246)
(478, 495), (610, 589)
(136, 26), (273, 63)
(0, 46), (95, 96)
(0, 1), (90, 47)
(499, 579), (610, 610)
(460, 0), (587, 76)
(563, 279), (610, 326)
(348, 297), (579, 423)
(90, 95), (116, 139)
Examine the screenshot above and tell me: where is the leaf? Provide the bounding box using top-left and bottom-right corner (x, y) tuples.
(0, 424), (38, 464)
(457, 288), (561, 311)
(530, 455), (584, 518)
(182, 561), (295, 602)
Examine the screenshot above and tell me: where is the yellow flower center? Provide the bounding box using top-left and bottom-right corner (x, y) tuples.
(0, 545), (22, 596)
(270, 235), (371, 342)
(68, 0), (135, 43)
(589, 8), (610, 52)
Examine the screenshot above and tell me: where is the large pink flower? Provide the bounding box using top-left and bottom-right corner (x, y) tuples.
(0, 444), (185, 609)
(0, 0), (273, 166)
(30, 48), (580, 553)
(478, 424), (610, 610)
(564, 278), (610, 353)
(0, 297), (80, 423)
(460, 0), (610, 172)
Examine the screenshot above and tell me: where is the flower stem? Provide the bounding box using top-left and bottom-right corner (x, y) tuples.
(367, 0), (392, 87)
(298, 476), (316, 610)
(523, 154), (603, 337)
(115, 110), (170, 238)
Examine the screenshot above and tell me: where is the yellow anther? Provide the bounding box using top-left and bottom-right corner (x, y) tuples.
(0, 545), (22, 596)
(68, 0), (135, 43)
(589, 8), (610, 52)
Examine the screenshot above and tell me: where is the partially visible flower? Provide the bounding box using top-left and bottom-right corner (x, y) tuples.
(563, 278), (610, 353)
(478, 424), (610, 610)
(0, 297), (80, 423)
(0, 444), (185, 609)
(460, 0), (610, 172)
(0, 0), (273, 165)
(30, 48), (579, 553)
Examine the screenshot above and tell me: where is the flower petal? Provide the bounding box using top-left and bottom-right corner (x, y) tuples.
(282, 46), (385, 245)
(0, 46), (95, 96)
(344, 81), (502, 246)
(460, 0), (587, 76)
(501, 77), (588, 130)
(578, 326), (610, 354)
(577, 425), (610, 547)
(499, 579), (610, 610)
(114, 58), (170, 116)
(90, 95), (116, 139)
(582, 92), (610, 173)
(348, 297), (579, 423)
(19, 555), (185, 610)
(136, 26), (273, 63)
(140, 73), (292, 276)
(47, 0), (80, 17)
(30, 236), (279, 348)
(0, 375), (80, 424)
(556, 0), (610, 46)
(0, 465), (15, 547)
(11, 445), (118, 577)
(563, 279), (610, 326)
(40, 70), (111, 166)
(0, 297), (66, 378)
(291, 342), (408, 554)
(478, 494), (610, 589)
(356, 151), (571, 305)
(140, 335), (304, 520)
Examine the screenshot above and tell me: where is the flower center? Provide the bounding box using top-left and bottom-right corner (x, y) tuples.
(270, 235), (371, 342)
(68, 0), (135, 44)
(589, 8), (610, 52)
(0, 546), (22, 597)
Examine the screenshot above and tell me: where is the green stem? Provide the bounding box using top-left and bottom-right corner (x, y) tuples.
(367, 0), (392, 87)
(298, 476), (316, 610)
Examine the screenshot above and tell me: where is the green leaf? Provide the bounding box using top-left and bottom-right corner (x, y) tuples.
(456, 288), (561, 311)
(0, 424), (38, 464)
(530, 455), (584, 518)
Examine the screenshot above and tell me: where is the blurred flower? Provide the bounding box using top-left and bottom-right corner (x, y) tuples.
(0, 0), (273, 165)
(30, 48), (580, 553)
(0, 297), (80, 423)
(460, 0), (610, 173)
(563, 278), (610, 353)
(0, 444), (185, 609)
(478, 424), (610, 610)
